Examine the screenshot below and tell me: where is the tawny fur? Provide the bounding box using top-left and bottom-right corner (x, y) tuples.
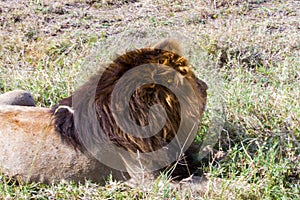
(0, 105), (128, 183)
(0, 40), (207, 183)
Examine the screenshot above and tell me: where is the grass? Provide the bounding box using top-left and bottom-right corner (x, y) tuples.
(0, 0), (299, 199)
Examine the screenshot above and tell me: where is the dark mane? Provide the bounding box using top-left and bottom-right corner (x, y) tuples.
(51, 43), (208, 154)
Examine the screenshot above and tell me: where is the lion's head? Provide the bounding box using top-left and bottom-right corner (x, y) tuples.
(51, 39), (208, 177)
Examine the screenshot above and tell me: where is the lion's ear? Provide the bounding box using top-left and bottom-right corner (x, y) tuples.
(152, 39), (182, 55)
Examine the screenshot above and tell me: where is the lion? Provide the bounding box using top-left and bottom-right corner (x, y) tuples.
(0, 40), (207, 184)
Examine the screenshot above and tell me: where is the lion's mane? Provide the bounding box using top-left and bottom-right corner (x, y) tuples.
(51, 40), (208, 177)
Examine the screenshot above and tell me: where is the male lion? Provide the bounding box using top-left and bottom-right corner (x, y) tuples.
(0, 40), (207, 184)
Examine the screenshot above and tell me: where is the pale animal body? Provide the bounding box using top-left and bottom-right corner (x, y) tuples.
(0, 105), (127, 183)
(0, 40), (207, 184)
